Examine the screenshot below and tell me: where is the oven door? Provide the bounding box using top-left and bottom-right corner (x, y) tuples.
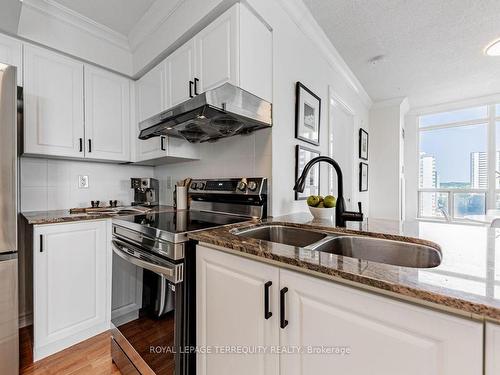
(111, 238), (185, 375)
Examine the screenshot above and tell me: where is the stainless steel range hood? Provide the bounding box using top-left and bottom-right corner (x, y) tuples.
(138, 83), (272, 143)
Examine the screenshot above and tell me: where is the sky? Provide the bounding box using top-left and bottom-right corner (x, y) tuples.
(418, 105), (500, 184)
(419, 124), (489, 183)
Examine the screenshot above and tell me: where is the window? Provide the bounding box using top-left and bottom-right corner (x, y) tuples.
(418, 105), (493, 220)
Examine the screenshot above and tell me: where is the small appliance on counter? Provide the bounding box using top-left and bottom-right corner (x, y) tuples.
(131, 177), (159, 207)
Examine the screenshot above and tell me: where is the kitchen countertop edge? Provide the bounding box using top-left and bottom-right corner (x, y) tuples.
(188, 217), (500, 324)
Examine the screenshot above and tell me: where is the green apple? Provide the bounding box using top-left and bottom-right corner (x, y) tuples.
(324, 195), (336, 208)
(307, 195), (320, 207)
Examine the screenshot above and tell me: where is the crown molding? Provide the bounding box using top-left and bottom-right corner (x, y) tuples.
(277, 0), (372, 108)
(20, 0), (130, 51)
(409, 92), (500, 116)
(128, 0), (185, 52)
(371, 97), (408, 109)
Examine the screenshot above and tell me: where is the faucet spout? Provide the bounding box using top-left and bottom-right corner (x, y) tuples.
(293, 156), (362, 227)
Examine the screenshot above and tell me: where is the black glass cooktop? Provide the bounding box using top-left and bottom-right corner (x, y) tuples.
(115, 210), (250, 234)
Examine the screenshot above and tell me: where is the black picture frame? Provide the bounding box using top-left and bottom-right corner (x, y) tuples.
(295, 82), (321, 146)
(359, 162), (369, 192)
(359, 128), (369, 160)
(295, 145), (321, 200)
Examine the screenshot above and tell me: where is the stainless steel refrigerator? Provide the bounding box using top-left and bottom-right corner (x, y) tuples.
(0, 64), (19, 374)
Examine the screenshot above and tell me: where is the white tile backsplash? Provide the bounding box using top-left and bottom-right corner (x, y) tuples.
(20, 157), (154, 211)
(154, 132), (272, 205)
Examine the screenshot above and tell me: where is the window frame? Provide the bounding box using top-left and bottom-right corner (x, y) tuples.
(416, 104), (497, 221)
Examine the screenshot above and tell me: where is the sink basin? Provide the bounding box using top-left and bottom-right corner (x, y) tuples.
(311, 236), (442, 268)
(234, 225), (327, 247)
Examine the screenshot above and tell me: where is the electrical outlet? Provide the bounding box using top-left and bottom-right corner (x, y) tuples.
(78, 175), (89, 189)
(166, 176), (173, 190)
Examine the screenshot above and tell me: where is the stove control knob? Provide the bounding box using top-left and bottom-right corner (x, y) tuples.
(237, 181), (247, 191)
(198, 182), (205, 190)
(247, 181), (258, 191)
(191, 182), (197, 190)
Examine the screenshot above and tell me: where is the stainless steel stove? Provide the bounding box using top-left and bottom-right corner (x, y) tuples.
(110, 177), (267, 375)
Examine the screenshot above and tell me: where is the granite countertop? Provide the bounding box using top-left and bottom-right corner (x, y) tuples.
(188, 212), (500, 323)
(22, 205), (177, 225)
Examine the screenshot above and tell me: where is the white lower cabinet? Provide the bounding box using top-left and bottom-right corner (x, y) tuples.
(197, 245), (279, 375)
(279, 269), (483, 375)
(197, 245), (484, 375)
(33, 220), (111, 361)
(486, 322), (500, 374)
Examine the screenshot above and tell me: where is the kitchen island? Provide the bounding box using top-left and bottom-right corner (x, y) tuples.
(190, 213), (500, 375)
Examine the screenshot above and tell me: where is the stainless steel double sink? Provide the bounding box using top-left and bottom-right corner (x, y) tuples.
(231, 224), (442, 269)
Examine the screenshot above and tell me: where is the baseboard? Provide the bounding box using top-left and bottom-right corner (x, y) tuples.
(19, 312), (33, 328)
(33, 322), (110, 361)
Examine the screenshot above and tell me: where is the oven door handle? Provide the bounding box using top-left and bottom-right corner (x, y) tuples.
(112, 239), (183, 283)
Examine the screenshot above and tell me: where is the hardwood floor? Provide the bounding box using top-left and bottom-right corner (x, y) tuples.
(118, 310), (176, 375)
(19, 326), (120, 375)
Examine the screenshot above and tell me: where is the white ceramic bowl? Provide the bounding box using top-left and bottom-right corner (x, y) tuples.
(308, 206), (335, 220)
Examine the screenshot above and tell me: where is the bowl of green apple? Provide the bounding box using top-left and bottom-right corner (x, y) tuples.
(307, 195), (336, 219)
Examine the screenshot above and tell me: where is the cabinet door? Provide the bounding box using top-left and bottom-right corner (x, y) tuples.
(165, 39), (195, 107)
(0, 34), (22, 86)
(24, 45), (84, 158)
(84, 65), (131, 162)
(194, 6), (239, 93)
(136, 63), (168, 161)
(280, 269), (483, 375)
(486, 322), (500, 375)
(33, 220), (111, 361)
(197, 245), (279, 375)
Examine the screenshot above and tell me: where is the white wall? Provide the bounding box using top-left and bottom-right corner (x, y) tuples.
(369, 98), (408, 224)
(247, 0), (371, 217)
(20, 157), (154, 211)
(154, 129), (272, 205)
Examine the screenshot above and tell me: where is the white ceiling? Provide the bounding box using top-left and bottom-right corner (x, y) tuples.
(303, 0), (500, 108)
(53, 0), (155, 36)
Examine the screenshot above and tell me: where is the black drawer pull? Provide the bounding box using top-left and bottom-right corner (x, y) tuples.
(189, 80), (194, 98)
(280, 287), (288, 329)
(194, 77), (199, 95)
(88, 139), (92, 153)
(160, 136), (166, 151)
(79, 138), (83, 152)
(40, 234), (43, 252)
(264, 281), (272, 320)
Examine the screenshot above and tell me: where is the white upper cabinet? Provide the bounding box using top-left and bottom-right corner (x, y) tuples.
(279, 269), (483, 375)
(194, 6), (239, 93)
(0, 33), (22, 86)
(197, 245), (279, 375)
(136, 63), (168, 162)
(165, 39), (196, 107)
(84, 65), (130, 162)
(134, 3), (271, 164)
(24, 44), (85, 158)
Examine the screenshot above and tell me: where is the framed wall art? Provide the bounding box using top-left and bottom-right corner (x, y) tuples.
(359, 128), (369, 160)
(359, 162), (369, 192)
(295, 145), (320, 200)
(295, 82), (321, 146)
